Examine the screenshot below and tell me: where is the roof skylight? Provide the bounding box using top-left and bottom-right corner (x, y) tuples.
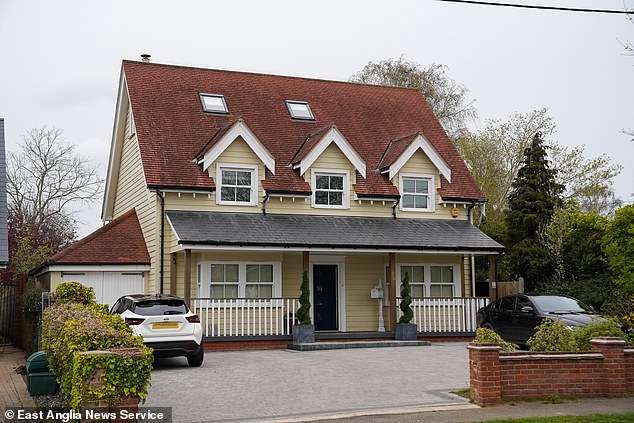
(200, 93), (228, 114)
(286, 100), (314, 120)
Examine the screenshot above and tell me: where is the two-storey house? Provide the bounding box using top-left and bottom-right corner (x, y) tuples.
(35, 58), (503, 342)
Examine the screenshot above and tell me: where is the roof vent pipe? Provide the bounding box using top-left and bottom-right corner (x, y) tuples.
(141, 54), (151, 63)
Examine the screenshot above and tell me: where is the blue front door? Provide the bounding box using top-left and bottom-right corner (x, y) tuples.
(313, 265), (338, 331)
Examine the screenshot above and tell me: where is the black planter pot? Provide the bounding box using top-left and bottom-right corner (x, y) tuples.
(292, 324), (315, 344)
(395, 323), (418, 341)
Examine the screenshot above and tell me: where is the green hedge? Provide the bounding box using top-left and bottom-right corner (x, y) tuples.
(42, 283), (153, 410)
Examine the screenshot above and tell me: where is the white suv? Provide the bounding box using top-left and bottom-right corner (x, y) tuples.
(110, 294), (204, 367)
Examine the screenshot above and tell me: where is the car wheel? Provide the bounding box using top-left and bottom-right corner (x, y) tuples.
(187, 345), (204, 367)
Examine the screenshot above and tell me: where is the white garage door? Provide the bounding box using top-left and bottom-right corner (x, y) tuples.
(61, 272), (145, 306)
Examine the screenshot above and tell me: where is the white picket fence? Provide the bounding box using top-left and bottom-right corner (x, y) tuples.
(397, 297), (489, 333)
(192, 298), (299, 337)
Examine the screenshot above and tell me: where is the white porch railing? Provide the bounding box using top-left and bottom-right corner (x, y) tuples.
(397, 297), (489, 333)
(192, 298), (299, 337)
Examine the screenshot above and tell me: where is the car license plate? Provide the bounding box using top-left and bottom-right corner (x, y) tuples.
(152, 322), (178, 329)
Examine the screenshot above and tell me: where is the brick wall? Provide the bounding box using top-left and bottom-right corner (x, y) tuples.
(469, 337), (633, 406)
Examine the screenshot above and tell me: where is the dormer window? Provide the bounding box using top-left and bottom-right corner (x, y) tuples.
(312, 169), (349, 209)
(200, 93), (228, 114)
(285, 100), (314, 120)
(216, 164), (258, 206)
(400, 174), (435, 212)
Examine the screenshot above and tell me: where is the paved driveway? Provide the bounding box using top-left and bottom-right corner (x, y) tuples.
(145, 343), (471, 422)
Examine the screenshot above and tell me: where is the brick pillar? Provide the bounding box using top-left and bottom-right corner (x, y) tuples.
(591, 337), (627, 397)
(468, 342), (502, 406)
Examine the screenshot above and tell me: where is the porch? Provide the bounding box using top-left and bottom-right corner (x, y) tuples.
(192, 296), (489, 341)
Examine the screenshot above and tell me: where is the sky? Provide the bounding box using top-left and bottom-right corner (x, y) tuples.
(1, 0), (633, 238)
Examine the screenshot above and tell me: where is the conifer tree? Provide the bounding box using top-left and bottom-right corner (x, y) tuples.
(505, 132), (564, 291)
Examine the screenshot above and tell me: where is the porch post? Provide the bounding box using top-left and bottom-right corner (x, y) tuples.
(170, 253), (177, 295)
(488, 254), (497, 301)
(184, 249), (192, 307)
(302, 251), (309, 272)
(389, 252), (396, 332)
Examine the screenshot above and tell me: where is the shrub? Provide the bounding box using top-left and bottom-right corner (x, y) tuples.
(474, 327), (518, 352)
(21, 287), (46, 317)
(573, 318), (626, 351)
(399, 272), (413, 324)
(296, 270), (312, 325)
(527, 319), (578, 351)
(54, 281), (96, 305)
(42, 302), (153, 410)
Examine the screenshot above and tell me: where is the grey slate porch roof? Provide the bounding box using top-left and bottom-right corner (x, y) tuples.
(166, 211), (504, 253)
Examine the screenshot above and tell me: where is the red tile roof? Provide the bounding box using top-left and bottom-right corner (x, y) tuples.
(47, 209), (150, 265)
(123, 61), (485, 201)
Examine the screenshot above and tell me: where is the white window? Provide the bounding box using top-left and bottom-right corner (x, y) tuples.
(200, 93), (228, 113)
(312, 170), (349, 209)
(216, 164), (258, 206)
(285, 100), (314, 120)
(396, 263), (461, 298)
(129, 111), (136, 136)
(399, 174), (434, 212)
(430, 266), (454, 297)
(210, 263), (239, 298)
(399, 265), (425, 297)
(201, 262), (281, 299)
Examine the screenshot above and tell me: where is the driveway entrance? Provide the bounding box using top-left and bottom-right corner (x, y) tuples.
(145, 343), (471, 422)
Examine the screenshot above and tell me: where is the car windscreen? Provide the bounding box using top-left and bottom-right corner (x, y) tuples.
(132, 300), (189, 316)
(531, 296), (593, 314)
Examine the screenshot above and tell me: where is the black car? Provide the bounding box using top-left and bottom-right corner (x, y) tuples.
(476, 294), (600, 346)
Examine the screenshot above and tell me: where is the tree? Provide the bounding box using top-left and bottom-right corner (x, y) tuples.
(505, 132), (564, 291)
(549, 144), (622, 215)
(350, 57), (477, 138)
(296, 270), (312, 325)
(398, 271), (413, 324)
(603, 204), (634, 293)
(6, 127), (103, 275)
(456, 109), (555, 226)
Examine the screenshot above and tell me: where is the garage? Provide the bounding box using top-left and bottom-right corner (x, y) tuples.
(61, 271), (145, 306)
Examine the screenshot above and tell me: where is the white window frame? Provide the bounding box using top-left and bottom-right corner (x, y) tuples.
(199, 93), (229, 114)
(285, 100), (314, 120)
(216, 163), (258, 206)
(199, 261), (282, 299)
(429, 265), (456, 298)
(396, 263), (461, 298)
(399, 173), (435, 212)
(311, 169), (350, 209)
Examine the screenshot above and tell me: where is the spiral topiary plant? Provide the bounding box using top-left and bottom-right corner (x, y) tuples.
(399, 272), (413, 324)
(296, 270), (312, 325)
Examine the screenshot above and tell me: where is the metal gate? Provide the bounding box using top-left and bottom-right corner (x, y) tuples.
(0, 283), (16, 345)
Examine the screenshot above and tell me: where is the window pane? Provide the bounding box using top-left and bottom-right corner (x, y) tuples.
(315, 191), (328, 205)
(330, 176), (343, 190)
(225, 284), (238, 297)
(442, 266), (453, 282)
(401, 266), (412, 282)
(414, 195), (428, 209)
(412, 266), (424, 282)
(246, 264), (259, 282)
(431, 266), (441, 283)
(221, 187), (235, 202)
(315, 175), (329, 189)
(236, 187), (251, 202)
(225, 264), (239, 282)
(329, 192), (343, 205)
(202, 95), (227, 113)
(411, 284), (424, 297)
(236, 171), (251, 186)
(245, 284), (258, 298)
(430, 285), (441, 297)
(260, 265), (273, 282)
(259, 285), (273, 298)
(211, 264), (224, 282)
(210, 285), (225, 298)
(403, 179), (416, 193)
(222, 170), (236, 185)
(288, 102), (312, 119)
(442, 285), (454, 297)
(415, 179), (429, 194)
(402, 194), (415, 209)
